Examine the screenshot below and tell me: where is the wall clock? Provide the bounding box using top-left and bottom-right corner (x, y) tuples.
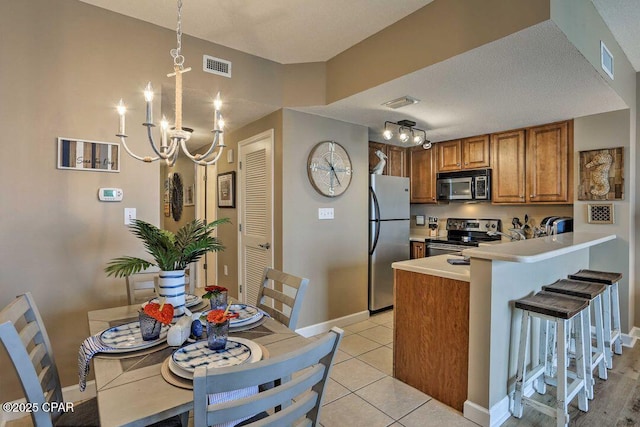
(307, 141), (353, 197)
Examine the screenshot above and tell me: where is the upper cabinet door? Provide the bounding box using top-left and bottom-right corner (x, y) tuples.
(491, 130), (526, 203)
(526, 121), (572, 203)
(409, 145), (437, 203)
(462, 135), (490, 169)
(387, 145), (407, 177)
(437, 140), (462, 171)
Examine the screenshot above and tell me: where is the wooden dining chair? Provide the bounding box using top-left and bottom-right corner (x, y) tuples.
(193, 327), (343, 427)
(256, 268), (310, 330)
(0, 292), (184, 427)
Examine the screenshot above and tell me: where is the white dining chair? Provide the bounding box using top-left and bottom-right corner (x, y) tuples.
(0, 292), (99, 426)
(256, 268), (310, 330)
(0, 292), (183, 427)
(193, 327), (343, 427)
(125, 265), (193, 305)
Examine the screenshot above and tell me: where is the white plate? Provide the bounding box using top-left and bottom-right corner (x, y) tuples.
(98, 321), (170, 353)
(169, 337), (262, 380)
(144, 293), (202, 309)
(202, 304), (262, 326)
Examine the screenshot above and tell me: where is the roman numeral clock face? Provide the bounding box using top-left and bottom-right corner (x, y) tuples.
(307, 141), (353, 197)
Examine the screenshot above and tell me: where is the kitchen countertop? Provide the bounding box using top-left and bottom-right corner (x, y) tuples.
(392, 254), (470, 282)
(462, 232), (616, 263)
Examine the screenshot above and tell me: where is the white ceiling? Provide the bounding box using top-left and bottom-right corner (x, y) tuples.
(79, 0), (635, 147)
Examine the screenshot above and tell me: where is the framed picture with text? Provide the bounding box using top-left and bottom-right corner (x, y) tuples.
(217, 171), (235, 208)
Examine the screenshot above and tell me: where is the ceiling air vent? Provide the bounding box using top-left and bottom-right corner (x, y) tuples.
(600, 41), (614, 80)
(203, 55), (232, 78)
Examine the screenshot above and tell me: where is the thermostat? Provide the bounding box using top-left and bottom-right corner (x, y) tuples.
(98, 188), (123, 202)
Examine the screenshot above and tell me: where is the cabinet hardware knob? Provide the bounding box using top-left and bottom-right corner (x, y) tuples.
(457, 163), (460, 166)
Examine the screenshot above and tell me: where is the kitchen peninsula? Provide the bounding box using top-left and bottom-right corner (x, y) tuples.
(392, 232), (616, 427)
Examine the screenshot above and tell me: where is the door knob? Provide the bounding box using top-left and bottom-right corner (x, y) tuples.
(258, 243), (271, 250)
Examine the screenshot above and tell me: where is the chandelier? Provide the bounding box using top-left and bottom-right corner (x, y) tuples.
(115, 0), (225, 166)
(382, 120), (432, 149)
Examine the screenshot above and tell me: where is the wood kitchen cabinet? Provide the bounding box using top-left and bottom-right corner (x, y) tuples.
(491, 129), (526, 203)
(410, 241), (425, 259)
(409, 145), (437, 203)
(394, 269), (469, 411)
(368, 142), (407, 177)
(491, 120), (572, 204)
(437, 135), (490, 171)
(526, 121), (572, 203)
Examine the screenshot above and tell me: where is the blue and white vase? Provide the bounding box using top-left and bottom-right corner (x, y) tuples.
(156, 270), (186, 323)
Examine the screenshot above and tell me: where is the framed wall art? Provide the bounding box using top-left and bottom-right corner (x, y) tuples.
(217, 171), (235, 208)
(184, 184), (194, 206)
(578, 147), (624, 200)
(57, 137), (120, 172)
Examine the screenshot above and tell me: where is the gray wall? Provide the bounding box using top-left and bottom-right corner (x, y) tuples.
(282, 110), (369, 327)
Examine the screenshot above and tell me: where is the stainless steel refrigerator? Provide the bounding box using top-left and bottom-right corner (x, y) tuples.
(369, 174), (410, 312)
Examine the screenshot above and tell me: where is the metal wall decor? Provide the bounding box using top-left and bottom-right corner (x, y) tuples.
(171, 173), (183, 221)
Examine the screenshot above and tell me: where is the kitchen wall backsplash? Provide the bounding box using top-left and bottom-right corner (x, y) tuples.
(410, 203), (573, 237)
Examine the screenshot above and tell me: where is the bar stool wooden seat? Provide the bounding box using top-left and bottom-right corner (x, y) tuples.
(542, 279), (607, 399)
(568, 269), (623, 368)
(512, 291), (589, 427)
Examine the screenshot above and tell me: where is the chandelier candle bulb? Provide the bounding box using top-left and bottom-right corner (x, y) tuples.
(143, 82), (154, 124)
(117, 99), (126, 135)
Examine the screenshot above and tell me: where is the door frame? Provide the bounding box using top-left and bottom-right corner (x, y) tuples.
(237, 129), (275, 303)
(195, 162), (217, 289)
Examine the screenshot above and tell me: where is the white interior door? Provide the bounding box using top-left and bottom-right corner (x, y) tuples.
(195, 162), (217, 288)
(238, 129), (274, 305)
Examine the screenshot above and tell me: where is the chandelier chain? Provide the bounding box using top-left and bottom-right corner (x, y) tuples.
(171, 0), (185, 69)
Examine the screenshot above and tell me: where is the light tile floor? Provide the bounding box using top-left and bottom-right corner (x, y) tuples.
(318, 310), (480, 427)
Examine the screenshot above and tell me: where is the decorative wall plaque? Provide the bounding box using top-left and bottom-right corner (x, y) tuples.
(578, 147), (623, 200)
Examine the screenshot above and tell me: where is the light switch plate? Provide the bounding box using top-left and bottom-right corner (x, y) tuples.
(124, 208), (136, 226)
(318, 208), (334, 220)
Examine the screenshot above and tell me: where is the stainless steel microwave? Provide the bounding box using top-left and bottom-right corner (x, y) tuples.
(436, 169), (491, 201)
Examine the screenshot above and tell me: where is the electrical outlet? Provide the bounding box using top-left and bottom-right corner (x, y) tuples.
(224, 265), (228, 276)
(318, 208), (334, 220)
(124, 208), (136, 226)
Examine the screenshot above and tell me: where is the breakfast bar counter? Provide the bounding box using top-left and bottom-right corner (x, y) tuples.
(392, 232), (617, 427)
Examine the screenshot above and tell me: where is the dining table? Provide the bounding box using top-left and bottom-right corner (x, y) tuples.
(87, 300), (309, 427)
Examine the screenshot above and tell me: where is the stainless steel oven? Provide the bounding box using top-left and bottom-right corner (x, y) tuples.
(423, 218), (502, 257)
(425, 242), (477, 257)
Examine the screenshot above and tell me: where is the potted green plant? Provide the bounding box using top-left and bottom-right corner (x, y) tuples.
(105, 218), (229, 321)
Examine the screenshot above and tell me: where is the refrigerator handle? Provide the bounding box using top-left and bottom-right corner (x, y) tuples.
(369, 187), (381, 255)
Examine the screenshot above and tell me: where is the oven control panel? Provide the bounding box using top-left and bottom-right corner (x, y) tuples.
(446, 218), (500, 232)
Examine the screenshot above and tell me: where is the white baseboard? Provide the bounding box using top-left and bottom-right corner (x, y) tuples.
(0, 381), (96, 425)
(463, 395), (511, 427)
(623, 327), (640, 347)
(295, 310), (370, 337)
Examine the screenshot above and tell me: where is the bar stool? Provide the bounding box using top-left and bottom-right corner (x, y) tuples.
(569, 269), (623, 368)
(512, 291), (589, 427)
(542, 279), (607, 399)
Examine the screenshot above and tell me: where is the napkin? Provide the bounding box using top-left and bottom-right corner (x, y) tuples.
(209, 386), (259, 427)
(78, 335), (114, 392)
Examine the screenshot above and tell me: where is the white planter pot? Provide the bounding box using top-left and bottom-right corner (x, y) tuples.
(156, 270), (187, 323)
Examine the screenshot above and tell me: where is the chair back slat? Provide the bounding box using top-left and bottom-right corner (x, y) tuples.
(194, 327), (343, 427)
(257, 267), (310, 330)
(0, 293), (64, 426)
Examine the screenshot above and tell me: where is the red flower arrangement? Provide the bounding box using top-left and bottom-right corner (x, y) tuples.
(206, 309), (239, 324)
(142, 302), (174, 325)
(202, 285), (228, 300)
